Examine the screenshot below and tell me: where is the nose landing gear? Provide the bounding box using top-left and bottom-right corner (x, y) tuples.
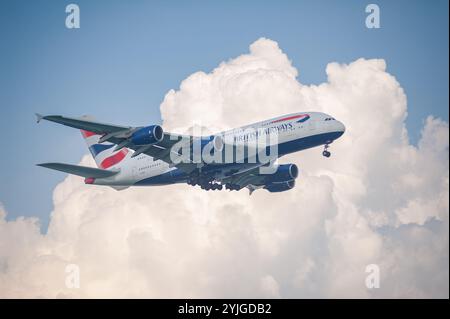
(322, 144), (331, 158)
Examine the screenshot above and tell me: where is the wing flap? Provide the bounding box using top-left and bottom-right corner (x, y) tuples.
(221, 166), (267, 188)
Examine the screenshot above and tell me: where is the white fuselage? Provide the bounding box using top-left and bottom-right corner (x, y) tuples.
(92, 112), (345, 188)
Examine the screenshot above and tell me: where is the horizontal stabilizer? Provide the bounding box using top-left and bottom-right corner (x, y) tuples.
(37, 162), (119, 178)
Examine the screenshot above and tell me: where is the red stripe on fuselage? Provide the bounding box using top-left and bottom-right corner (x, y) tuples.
(100, 149), (128, 169)
(271, 114), (306, 123)
(81, 130), (97, 138)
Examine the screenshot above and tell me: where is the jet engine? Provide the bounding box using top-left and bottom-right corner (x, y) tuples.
(199, 135), (225, 155)
(213, 135), (224, 152)
(131, 125), (164, 146)
(264, 180), (296, 193)
(265, 164), (299, 183)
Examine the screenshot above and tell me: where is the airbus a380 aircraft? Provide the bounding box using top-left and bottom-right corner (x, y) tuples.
(36, 112), (345, 194)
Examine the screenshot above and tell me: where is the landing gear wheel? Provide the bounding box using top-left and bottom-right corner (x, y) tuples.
(225, 183), (236, 191)
(323, 143), (331, 158)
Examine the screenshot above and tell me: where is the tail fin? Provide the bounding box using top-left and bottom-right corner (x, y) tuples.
(80, 129), (130, 169)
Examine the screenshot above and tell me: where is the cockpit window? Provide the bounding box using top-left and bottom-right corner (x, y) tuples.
(324, 117), (335, 121)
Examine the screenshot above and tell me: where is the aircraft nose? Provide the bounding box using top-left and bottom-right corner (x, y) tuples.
(336, 120), (346, 137)
(338, 121), (346, 133)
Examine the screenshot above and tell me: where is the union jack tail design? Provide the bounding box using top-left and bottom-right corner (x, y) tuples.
(80, 130), (130, 169)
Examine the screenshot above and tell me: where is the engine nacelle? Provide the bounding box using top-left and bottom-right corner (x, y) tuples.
(131, 125), (164, 146)
(199, 135), (224, 155)
(265, 164), (299, 183)
(213, 135), (224, 152)
(265, 180), (296, 193)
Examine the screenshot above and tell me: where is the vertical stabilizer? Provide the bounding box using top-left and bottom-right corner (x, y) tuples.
(80, 129), (130, 169)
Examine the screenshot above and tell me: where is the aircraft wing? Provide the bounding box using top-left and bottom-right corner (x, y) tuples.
(220, 166), (267, 188)
(36, 114), (131, 134)
(36, 114), (198, 173)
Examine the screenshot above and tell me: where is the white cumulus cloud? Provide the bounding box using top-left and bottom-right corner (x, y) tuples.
(0, 38), (448, 298)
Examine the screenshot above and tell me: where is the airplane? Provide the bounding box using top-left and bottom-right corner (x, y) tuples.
(36, 112), (345, 194)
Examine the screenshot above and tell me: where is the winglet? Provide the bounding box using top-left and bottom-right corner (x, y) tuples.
(35, 113), (44, 123)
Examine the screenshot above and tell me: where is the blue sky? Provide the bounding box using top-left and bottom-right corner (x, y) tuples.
(0, 0), (448, 231)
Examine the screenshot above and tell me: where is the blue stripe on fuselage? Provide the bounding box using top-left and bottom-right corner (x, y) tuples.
(134, 168), (188, 186)
(277, 131), (343, 156)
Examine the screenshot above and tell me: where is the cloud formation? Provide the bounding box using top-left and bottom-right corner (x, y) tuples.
(1, 38), (448, 298)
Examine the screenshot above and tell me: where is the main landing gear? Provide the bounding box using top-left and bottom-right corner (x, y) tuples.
(187, 176), (242, 192)
(201, 183), (223, 191)
(322, 143), (331, 158)
(224, 183), (241, 191)
(187, 170), (243, 192)
(187, 176), (224, 191)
